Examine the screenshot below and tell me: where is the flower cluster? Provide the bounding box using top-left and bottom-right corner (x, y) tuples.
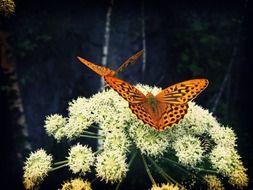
(23, 85), (248, 189)
(0, 0), (15, 16)
(95, 149), (128, 183)
(204, 175), (224, 190)
(59, 178), (92, 190)
(150, 183), (185, 190)
(23, 149), (53, 189)
(67, 143), (95, 175)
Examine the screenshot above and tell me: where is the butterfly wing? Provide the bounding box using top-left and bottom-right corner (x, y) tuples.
(78, 49), (143, 77)
(158, 104), (189, 130)
(104, 76), (146, 103)
(156, 79), (209, 104)
(114, 49), (144, 75)
(77, 56), (115, 76)
(104, 76), (159, 127)
(129, 103), (157, 128)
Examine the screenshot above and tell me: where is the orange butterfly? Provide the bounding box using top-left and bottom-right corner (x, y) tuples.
(77, 49), (144, 77)
(104, 76), (208, 131)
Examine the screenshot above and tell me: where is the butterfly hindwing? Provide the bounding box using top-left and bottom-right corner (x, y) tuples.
(158, 104), (189, 130)
(156, 79), (209, 104)
(104, 76), (146, 104)
(129, 103), (157, 127)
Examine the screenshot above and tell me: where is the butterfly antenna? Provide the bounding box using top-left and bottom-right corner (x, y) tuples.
(155, 75), (165, 87)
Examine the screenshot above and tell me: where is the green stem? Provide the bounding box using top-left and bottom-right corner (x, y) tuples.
(49, 163), (68, 172)
(162, 157), (217, 175)
(141, 154), (156, 185)
(80, 134), (103, 139)
(91, 177), (98, 184)
(148, 157), (183, 188)
(94, 148), (103, 155)
(115, 181), (121, 190)
(190, 166), (217, 174)
(128, 150), (137, 167)
(90, 124), (100, 129)
(162, 157), (190, 174)
(54, 160), (68, 165)
(83, 130), (97, 135)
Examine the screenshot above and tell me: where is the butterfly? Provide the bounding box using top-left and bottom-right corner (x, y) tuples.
(104, 76), (208, 131)
(77, 49), (144, 77)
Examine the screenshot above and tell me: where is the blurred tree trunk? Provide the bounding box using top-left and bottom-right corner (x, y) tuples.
(0, 31), (26, 189)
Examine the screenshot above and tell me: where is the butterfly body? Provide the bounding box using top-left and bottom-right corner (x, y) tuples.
(104, 76), (208, 131)
(146, 92), (157, 112)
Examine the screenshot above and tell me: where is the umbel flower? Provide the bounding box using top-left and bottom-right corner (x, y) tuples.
(59, 178), (92, 190)
(23, 149), (52, 189)
(67, 143), (95, 175)
(0, 0), (15, 16)
(24, 85), (248, 189)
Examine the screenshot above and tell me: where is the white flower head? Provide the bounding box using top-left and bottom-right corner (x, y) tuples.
(23, 149), (53, 190)
(128, 119), (170, 157)
(177, 102), (220, 135)
(95, 149), (128, 183)
(44, 114), (67, 141)
(68, 97), (89, 116)
(59, 178), (92, 190)
(209, 144), (242, 176)
(90, 89), (129, 127)
(102, 128), (132, 154)
(67, 143), (95, 175)
(204, 175), (224, 190)
(150, 183), (185, 190)
(173, 135), (204, 166)
(209, 125), (237, 148)
(65, 114), (92, 140)
(0, 0), (15, 16)
(228, 164), (249, 189)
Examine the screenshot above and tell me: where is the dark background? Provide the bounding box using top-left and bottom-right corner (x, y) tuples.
(0, 0), (252, 189)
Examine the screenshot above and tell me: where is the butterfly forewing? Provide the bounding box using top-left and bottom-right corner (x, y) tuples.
(77, 56), (115, 76)
(156, 79), (209, 104)
(78, 49), (143, 77)
(104, 76), (146, 104)
(114, 49), (144, 75)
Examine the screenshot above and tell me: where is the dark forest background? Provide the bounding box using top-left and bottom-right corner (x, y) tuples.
(0, 0), (253, 189)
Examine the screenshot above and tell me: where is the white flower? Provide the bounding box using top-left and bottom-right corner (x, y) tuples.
(95, 150), (128, 183)
(209, 144), (241, 176)
(68, 97), (89, 116)
(23, 149), (53, 189)
(150, 183), (185, 190)
(175, 102), (220, 136)
(44, 114), (67, 141)
(128, 119), (170, 157)
(59, 178), (92, 190)
(173, 135), (204, 166)
(65, 114), (92, 140)
(0, 0), (15, 16)
(67, 143), (95, 175)
(102, 128), (131, 154)
(228, 164), (249, 189)
(209, 125), (237, 148)
(204, 175), (224, 190)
